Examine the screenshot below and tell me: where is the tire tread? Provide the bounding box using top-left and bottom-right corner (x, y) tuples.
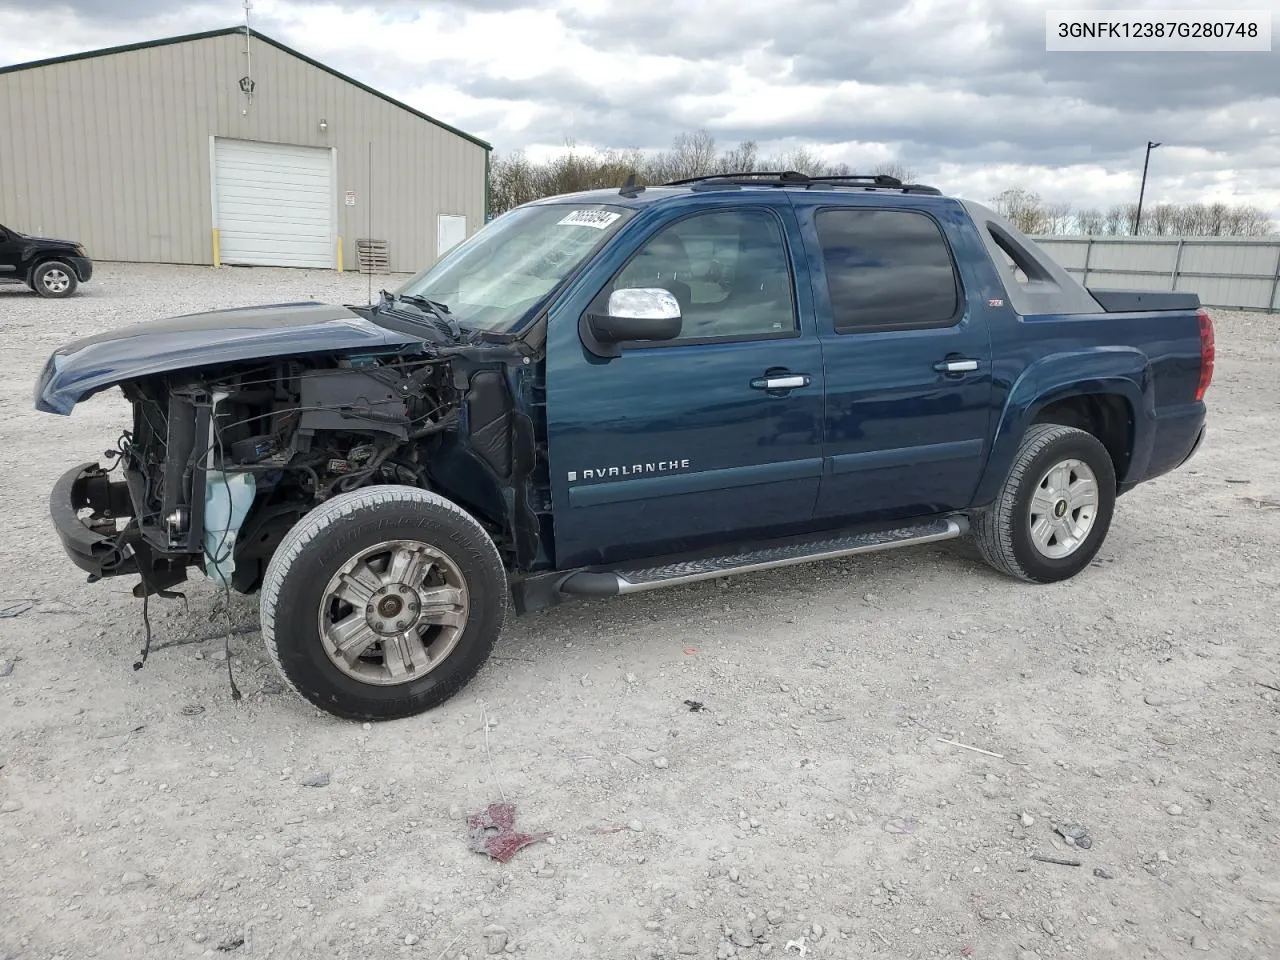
(973, 423), (1096, 582)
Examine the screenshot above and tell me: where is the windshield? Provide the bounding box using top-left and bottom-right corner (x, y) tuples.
(391, 203), (636, 333)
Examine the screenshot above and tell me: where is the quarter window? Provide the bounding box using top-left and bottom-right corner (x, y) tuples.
(608, 209), (797, 342)
(815, 209), (961, 333)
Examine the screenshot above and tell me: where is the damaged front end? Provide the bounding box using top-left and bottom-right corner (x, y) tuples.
(42, 312), (548, 601)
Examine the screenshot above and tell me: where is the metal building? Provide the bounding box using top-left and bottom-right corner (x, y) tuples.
(0, 27), (491, 272)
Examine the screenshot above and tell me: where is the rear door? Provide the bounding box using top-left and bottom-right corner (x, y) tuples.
(543, 197), (826, 569)
(791, 198), (995, 524)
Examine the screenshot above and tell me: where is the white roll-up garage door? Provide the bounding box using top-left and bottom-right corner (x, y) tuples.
(213, 138), (334, 268)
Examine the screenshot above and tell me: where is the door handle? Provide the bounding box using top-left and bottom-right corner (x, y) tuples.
(933, 358), (979, 374)
(751, 374), (810, 390)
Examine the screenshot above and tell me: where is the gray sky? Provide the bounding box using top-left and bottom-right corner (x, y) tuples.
(2, 0), (1277, 218)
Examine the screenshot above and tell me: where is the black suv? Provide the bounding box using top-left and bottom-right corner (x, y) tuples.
(0, 222), (93, 298)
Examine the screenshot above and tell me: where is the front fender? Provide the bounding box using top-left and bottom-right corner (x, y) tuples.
(972, 347), (1154, 506)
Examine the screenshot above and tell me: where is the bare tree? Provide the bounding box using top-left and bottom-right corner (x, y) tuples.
(1075, 208), (1105, 235)
(1147, 203), (1176, 236)
(1042, 202), (1074, 235)
(991, 188), (1048, 234)
(1174, 203), (1212, 236)
(870, 162), (920, 183)
(717, 140), (759, 174)
(1206, 201), (1229, 236)
(488, 150), (541, 215)
(1218, 203), (1269, 235)
(658, 129), (720, 182)
(760, 146), (825, 176)
(1101, 205), (1133, 235)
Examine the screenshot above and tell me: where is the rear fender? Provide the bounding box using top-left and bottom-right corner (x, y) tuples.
(973, 348), (1154, 506)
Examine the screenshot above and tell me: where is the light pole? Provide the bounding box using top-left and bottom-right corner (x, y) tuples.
(1133, 140), (1161, 235)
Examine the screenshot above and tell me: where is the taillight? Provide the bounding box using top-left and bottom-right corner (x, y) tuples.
(1195, 308), (1215, 401)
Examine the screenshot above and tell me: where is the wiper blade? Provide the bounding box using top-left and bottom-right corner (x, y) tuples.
(379, 289), (461, 340)
(399, 292), (453, 317)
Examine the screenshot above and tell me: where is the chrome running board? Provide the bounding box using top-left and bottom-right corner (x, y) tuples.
(558, 517), (968, 598)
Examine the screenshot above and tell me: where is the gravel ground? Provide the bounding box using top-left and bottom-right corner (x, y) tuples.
(1, 262), (1278, 960)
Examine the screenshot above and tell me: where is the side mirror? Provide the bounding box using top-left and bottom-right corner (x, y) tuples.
(589, 287), (682, 344)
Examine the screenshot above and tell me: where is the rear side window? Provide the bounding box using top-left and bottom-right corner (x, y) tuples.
(815, 209), (961, 333)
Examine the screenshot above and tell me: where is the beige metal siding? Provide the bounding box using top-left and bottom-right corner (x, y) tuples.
(0, 32), (486, 270)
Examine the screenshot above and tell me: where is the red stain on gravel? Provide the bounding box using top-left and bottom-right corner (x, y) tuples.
(466, 803), (551, 862)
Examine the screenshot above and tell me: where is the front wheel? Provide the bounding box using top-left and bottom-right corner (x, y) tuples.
(260, 486), (508, 720)
(973, 423), (1117, 583)
(31, 260), (78, 298)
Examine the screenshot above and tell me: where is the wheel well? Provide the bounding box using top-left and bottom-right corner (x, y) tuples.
(1032, 394), (1133, 482)
(26, 257), (72, 281)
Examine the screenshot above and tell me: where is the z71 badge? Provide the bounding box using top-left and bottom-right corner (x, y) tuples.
(568, 459), (691, 482)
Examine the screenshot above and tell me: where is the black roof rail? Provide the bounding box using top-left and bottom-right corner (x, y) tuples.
(665, 170), (834, 186)
(663, 170), (943, 196)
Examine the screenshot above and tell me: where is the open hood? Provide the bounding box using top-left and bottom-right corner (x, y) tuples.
(34, 301), (425, 415)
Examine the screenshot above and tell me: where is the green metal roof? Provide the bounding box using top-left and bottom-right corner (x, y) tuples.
(0, 26), (492, 151)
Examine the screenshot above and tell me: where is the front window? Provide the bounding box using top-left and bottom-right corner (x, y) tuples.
(606, 208), (797, 341)
(392, 203), (635, 333)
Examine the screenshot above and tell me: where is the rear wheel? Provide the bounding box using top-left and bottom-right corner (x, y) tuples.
(31, 260), (78, 298)
(973, 423), (1116, 583)
(260, 486), (507, 720)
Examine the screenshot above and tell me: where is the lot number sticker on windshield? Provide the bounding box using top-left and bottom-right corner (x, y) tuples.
(557, 209), (622, 229)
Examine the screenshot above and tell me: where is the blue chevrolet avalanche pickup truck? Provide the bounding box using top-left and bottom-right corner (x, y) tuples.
(34, 171), (1213, 720)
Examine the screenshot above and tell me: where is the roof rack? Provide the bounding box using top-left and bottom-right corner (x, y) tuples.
(663, 170), (943, 196)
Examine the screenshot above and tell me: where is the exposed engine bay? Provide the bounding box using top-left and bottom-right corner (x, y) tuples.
(82, 345), (545, 598)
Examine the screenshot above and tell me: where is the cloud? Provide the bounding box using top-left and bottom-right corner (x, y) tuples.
(1, 0), (1277, 217)
(0, 0), (525, 17)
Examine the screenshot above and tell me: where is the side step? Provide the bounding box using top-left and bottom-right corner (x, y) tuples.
(558, 516), (968, 598)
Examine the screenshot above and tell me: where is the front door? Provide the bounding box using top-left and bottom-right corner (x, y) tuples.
(544, 199), (825, 569)
(0, 226), (20, 278)
(792, 199), (995, 524)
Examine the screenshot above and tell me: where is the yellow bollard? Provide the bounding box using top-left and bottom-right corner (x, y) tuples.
(212, 228), (221, 268)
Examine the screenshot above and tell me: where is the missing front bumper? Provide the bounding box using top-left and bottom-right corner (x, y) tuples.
(50, 462), (134, 577)
(49, 461), (192, 592)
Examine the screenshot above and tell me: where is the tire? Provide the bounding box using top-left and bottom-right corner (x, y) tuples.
(31, 260), (78, 298)
(260, 485), (507, 721)
(973, 423), (1117, 584)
